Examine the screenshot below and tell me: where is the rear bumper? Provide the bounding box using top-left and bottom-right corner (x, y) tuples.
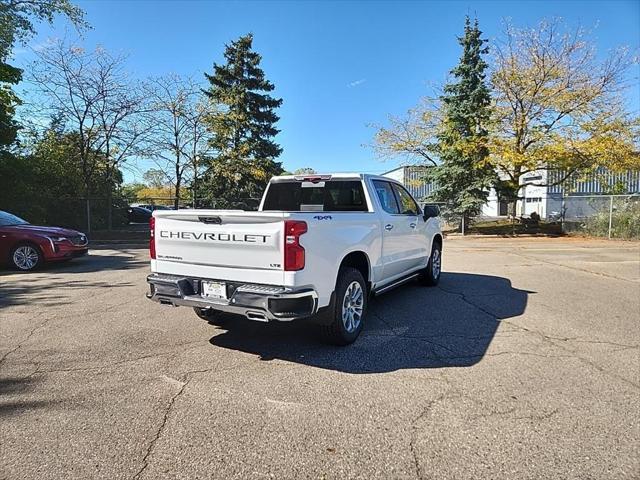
(146, 273), (318, 322)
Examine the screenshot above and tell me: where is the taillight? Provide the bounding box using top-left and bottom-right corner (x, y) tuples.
(149, 216), (156, 259)
(284, 220), (307, 271)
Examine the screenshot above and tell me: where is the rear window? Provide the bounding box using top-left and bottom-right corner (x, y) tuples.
(262, 180), (368, 212)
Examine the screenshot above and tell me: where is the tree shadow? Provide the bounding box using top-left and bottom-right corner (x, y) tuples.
(208, 272), (532, 373)
(0, 376), (59, 417)
(0, 248), (144, 309)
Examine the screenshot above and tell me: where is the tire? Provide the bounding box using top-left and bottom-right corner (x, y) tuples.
(10, 243), (43, 272)
(320, 267), (367, 346)
(193, 307), (226, 325)
(419, 241), (442, 287)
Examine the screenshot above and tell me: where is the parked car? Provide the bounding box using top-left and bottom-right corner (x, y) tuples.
(127, 206), (153, 224)
(146, 173), (443, 345)
(0, 210), (89, 271)
(136, 204), (173, 212)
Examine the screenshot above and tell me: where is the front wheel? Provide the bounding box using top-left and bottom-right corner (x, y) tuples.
(10, 243), (43, 271)
(320, 267), (367, 346)
(419, 242), (442, 286)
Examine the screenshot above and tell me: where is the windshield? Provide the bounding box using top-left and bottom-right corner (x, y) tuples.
(262, 180), (368, 212)
(0, 211), (29, 227)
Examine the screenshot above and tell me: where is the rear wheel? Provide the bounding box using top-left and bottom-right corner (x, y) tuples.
(320, 267), (367, 345)
(10, 243), (43, 271)
(419, 241), (442, 286)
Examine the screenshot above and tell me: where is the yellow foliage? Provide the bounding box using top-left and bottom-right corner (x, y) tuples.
(489, 19), (638, 182)
(136, 187), (174, 204)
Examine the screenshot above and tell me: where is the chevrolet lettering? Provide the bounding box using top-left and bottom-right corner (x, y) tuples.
(159, 231), (270, 243)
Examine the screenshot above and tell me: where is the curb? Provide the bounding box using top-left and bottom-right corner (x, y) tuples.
(90, 241), (148, 248)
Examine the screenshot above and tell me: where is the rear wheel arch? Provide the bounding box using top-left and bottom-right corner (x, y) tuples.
(338, 251), (371, 292)
(320, 266), (367, 345)
(432, 233), (443, 250)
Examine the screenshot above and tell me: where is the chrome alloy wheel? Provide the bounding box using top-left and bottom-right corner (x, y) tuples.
(341, 280), (364, 333)
(13, 245), (40, 270)
(432, 248), (441, 279)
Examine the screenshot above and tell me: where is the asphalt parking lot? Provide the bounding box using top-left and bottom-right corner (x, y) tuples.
(1, 237), (639, 479)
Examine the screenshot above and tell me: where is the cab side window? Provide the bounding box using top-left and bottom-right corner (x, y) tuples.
(392, 184), (420, 215)
(372, 180), (400, 214)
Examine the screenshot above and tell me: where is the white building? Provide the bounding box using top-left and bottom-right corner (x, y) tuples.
(383, 166), (640, 219)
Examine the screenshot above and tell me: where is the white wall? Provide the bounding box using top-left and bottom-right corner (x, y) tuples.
(382, 167), (404, 183)
(482, 188), (500, 216)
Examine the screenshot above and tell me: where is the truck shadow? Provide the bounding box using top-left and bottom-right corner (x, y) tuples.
(208, 272), (532, 372)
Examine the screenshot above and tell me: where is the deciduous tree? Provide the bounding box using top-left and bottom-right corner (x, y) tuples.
(29, 40), (145, 230)
(489, 19), (639, 213)
(0, 0), (86, 149)
(143, 75), (210, 209)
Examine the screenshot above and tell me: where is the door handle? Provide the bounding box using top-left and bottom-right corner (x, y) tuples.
(384, 224), (394, 231)
(409, 222), (417, 229)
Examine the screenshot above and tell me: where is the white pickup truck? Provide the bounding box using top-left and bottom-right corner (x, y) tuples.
(146, 173), (443, 345)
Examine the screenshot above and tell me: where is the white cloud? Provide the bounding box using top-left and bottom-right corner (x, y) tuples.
(11, 40), (51, 58)
(347, 78), (367, 88)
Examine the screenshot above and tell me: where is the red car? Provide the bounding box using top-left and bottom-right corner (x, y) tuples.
(0, 210), (89, 271)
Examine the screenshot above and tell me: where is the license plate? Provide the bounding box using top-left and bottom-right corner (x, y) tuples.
(201, 281), (227, 299)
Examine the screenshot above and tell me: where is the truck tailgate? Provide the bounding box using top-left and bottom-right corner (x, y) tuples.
(152, 210), (285, 283)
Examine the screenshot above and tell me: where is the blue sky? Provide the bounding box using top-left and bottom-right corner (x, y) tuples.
(14, 0), (640, 183)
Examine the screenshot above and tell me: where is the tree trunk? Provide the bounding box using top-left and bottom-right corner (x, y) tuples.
(85, 196), (91, 234)
(510, 199), (518, 218)
(192, 172), (197, 208)
(175, 171), (181, 210)
(107, 189), (113, 231)
(510, 199), (518, 235)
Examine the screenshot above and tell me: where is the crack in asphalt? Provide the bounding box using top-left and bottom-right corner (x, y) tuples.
(435, 285), (502, 322)
(23, 342), (207, 378)
(444, 350), (575, 360)
(409, 392), (449, 480)
(468, 406), (559, 422)
(132, 375), (189, 480)
(436, 285), (640, 390)
(371, 294), (590, 365)
(0, 281), (143, 370)
(369, 310), (458, 358)
(131, 363), (256, 480)
(508, 250), (638, 283)
(0, 315), (54, 367)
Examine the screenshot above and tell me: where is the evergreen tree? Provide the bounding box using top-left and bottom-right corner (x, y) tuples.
(426, 17), (495, 230)
(202, 33), (283, 208)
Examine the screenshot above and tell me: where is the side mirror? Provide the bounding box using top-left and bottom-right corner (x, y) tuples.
(422, 204), (440, 221)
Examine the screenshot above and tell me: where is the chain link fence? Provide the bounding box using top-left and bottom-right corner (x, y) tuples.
(4, 195), (263, 233)
(560, 194), (640, 239)
(422, 195), (640, 239)
(6, 196), (128, 233)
